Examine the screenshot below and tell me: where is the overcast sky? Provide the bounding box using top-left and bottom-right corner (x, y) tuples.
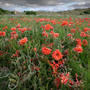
(0, 0), (90, 12)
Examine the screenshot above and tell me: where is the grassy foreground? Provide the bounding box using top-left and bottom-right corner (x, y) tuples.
(0, 15), (90, 90)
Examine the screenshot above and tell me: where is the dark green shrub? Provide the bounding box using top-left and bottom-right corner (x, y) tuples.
(24, 11), (37, 15)
(0, 8), (14, 15)
(83, 10), (90, 14)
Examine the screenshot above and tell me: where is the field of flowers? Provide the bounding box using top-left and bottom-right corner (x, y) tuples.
(0, 15), (90, 90)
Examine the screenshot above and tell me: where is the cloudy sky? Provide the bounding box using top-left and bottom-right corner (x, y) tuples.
(0, 0), (90, 12)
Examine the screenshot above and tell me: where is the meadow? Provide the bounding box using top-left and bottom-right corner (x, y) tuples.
(0, 15), (90, 90)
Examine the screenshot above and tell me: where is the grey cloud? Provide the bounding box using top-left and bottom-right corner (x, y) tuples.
(69, 1), (90, 9)
(0, 0), (90, 11)
(0, 0), (75, 6)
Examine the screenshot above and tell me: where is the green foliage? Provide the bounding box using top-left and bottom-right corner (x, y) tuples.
(83, 10), (90, 14)
(80, 9), (90, 15)
(24, 11), (37, 15)
(0, 15), (89, 89)
(0, 8), (14, 15)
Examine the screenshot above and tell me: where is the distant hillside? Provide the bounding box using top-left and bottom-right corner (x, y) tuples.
(34, 8), (90, 16)
(57, 8), (90, 15)
(0, 8), (90, 16)
(0, 8), (14, 15)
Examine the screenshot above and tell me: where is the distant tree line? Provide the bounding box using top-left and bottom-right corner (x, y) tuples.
(57, 8), (90, 15)
(83, 10), (90, 14)
(0, 8), (14, 15)
(80, 8), (90, 15)
(24, 11), (37, 15)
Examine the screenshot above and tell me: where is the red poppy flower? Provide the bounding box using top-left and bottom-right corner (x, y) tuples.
(73, 45), (83, 53)
(0, 31), (6, 36)
(11, 50), (19, 57)
(61, 21), (68, 26)
(76, 38), (82, 46)
(16, 23), (21, 28)
(60, 73), (70, 85)
(11, 31), (18, 39)
(44, 24), (53, 30)
(19, 37), (28, 45)
(52, 49), (63, 61)
(54, 78), (60, 88)
(42, 31), (48, 37)
(84, 28), (90, 32)
(82, 39), (88, 46)
(71, 29), (76, 33)
(53, 33), (59, 38)
(34, 48), (37, 52)
(67, 33), (72, 37)
(21, 28), (27, 33)
(80, 32), (86, 37)
(3, 26), (8, 30)
(50, 30), (54, 34)
(42, 47), (52, 55)
(11, 27), (16, 31)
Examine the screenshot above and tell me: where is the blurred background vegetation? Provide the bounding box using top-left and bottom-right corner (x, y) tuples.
(24, 11), (37, 15)
(0, 8), (14, 15)
(0, 8), (90, 16)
